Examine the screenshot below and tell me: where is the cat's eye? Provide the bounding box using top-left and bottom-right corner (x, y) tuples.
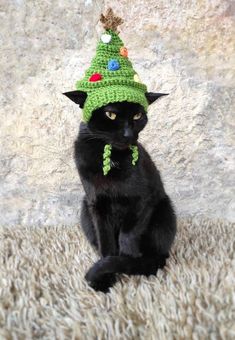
(133, 112), (142, 120)
(105, 111), (116, 120)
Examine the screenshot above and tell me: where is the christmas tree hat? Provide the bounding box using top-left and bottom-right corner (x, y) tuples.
(65, 8), (150, 122)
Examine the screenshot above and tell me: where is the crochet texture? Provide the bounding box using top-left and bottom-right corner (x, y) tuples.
(76, 29), (148, 122)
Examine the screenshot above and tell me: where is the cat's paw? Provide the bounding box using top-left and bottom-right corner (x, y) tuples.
(85, 272), (116, 293)
(85, 260), (117, 293)
(84, 259), (104, 282)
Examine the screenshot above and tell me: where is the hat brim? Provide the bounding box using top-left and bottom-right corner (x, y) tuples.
(82, 85), (149, 122)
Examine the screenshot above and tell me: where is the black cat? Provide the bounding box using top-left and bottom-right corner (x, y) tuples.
(63, 91), (177, 293)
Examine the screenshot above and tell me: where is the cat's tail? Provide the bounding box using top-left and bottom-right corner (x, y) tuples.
(85, 254), (168, 283)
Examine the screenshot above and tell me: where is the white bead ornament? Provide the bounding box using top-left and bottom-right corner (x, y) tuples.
(101, 33), (112, 44)
(134, 74), (141, 83)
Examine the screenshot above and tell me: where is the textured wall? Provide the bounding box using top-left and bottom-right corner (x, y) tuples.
(0, 0), (234, 226)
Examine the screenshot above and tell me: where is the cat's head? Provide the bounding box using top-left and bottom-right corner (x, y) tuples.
(63, 91), (168, 149)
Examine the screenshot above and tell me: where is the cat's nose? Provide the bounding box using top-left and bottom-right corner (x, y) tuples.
(123, 127), (133, 140)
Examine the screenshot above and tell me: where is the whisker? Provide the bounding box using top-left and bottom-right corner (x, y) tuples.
(79, 130), (110, 142)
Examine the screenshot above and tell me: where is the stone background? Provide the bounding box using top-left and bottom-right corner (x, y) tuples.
(0, 0), (234, 226)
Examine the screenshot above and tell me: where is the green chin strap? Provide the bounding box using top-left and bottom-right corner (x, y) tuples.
(103, 144), (139, 176)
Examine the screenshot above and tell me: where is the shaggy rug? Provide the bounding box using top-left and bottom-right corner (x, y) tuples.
(0, 218), (234, 339)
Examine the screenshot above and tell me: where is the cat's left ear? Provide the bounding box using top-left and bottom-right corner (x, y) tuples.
(145, 92), (169, 105)
(63, 90), (87, 108)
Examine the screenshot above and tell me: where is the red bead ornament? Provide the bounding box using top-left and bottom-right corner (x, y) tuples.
(89, 73), (102, 82)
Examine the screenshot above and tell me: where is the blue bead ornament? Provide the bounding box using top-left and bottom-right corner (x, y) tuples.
(107, 59), (120, 71)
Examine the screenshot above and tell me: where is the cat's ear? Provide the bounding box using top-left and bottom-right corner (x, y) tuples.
(63, 90), (87, 108)
(145, 92), (169, 105)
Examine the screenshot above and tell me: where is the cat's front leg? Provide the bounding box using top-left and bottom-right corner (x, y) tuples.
(85, 215), (118, 292)
(118, 232), (142, 258)
(89, 202), (117, 257)
(119, 207), (153, 257)
(93, 219), (117, 257)
(84, 216), (118, 292)
(85, 202), (118, 292)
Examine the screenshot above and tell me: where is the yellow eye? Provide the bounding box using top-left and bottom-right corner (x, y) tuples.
(105, 111), (116, 120)
(133, 112), (142, 120)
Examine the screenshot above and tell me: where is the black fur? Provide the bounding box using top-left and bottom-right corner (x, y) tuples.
(71, 99), (177, 292)
(63, 91), (87, 108)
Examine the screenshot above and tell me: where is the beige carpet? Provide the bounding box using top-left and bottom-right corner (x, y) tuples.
(0, 218), (234, 339)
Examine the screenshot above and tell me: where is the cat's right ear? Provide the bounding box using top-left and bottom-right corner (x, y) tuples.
(145, 92), (169, 105)
(63, 91), (87, 108)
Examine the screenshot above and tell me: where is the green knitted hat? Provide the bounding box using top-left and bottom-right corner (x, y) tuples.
(75, 11), (148, 122)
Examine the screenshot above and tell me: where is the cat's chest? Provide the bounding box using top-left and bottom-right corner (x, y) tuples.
(87, 149), (135, 181)
(92, 172), (128, 193)
(110, 159), (120, 169)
